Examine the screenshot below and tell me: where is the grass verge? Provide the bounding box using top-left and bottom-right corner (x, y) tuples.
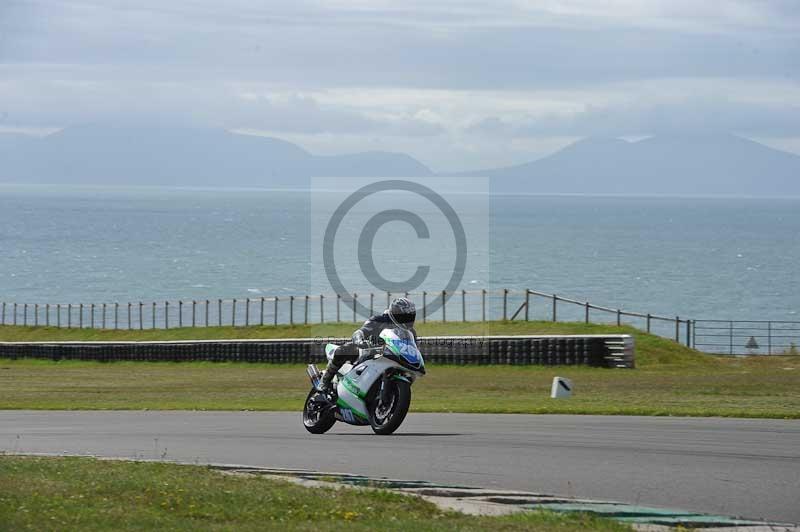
(0, 456), (628, 531)
(0, 321), (798, 418)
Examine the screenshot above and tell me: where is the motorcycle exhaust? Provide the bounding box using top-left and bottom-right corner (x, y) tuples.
(306, 364), (322, 389)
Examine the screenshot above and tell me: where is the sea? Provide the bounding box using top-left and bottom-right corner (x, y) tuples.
(1, 184), (798, 324)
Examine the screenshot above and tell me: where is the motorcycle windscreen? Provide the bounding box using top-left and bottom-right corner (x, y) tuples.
(379, 327), (424, 371)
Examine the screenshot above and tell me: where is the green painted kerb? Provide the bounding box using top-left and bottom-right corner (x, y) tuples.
(522, 503), (778, 527)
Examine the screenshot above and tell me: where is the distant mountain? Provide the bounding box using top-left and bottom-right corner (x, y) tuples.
(0, 125), (433, 187)
(461, 134), (800, 195)
(3, 127), (799, 195)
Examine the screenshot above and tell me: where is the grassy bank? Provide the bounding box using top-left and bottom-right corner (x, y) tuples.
(0, 456), (626, 531)
(1, 321), (798, 417)
(2, 320), (658, 342)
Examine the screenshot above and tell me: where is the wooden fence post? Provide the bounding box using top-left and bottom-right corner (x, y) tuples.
(525, 290), (530, 321)
(767, 321), (772, 355)
(729, 320), (734, 355)
(685, 319), (691, 346)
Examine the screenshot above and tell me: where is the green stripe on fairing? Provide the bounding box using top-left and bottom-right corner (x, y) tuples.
(385, 339), (402, 357)
(341, 376), (366, 398)
(336, 397), (368, 419)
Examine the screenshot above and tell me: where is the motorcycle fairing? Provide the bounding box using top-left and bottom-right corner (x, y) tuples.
(379, 328), (425, 373)
(334, 357), (398, 425)
(325, 343), (339, 362)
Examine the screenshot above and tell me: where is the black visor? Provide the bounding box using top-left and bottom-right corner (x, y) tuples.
(392, 312), (416, 324)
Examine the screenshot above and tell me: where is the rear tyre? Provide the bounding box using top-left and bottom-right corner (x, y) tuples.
(369, 380), (411, 435)
(302, 388), (336, 434)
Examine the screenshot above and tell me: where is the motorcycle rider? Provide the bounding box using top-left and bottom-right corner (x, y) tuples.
(319, 297), (417, 393)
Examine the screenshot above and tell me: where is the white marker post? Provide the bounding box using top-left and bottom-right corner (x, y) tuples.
(550, 377), (573, 399)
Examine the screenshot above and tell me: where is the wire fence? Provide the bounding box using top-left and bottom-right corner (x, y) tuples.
(0, 288), (695, 342)
(2, 289), (797, 355)
(692, 320), (800, 355)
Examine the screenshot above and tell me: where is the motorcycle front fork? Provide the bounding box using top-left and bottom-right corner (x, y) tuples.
(379, 375), (391, 404)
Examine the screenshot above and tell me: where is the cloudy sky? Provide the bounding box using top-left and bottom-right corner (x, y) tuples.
(1, 0), (799, 170)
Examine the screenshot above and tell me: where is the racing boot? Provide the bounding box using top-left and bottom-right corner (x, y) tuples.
(319, 365), (337, 394)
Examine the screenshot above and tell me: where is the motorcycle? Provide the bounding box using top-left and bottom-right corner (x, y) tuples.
(303, 326), (426, 435)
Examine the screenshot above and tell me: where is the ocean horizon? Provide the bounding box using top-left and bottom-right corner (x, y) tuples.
(1, 184), (798, 322)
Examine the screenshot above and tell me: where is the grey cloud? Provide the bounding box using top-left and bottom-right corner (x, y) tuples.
(466, 98), (800, 137)
(2, 0), (799, 168)
(0, 78), (442, 136)
(3, 1), (798, 89)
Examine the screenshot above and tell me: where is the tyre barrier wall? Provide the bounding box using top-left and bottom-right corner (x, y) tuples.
(0, 334), (634, 368)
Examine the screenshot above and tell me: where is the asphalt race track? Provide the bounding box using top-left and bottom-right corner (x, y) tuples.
(1, 411), (798, 523)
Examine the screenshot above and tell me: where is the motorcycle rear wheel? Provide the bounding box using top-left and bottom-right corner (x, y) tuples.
(302, 388), (336, 434)
(369, 380), (411, 435)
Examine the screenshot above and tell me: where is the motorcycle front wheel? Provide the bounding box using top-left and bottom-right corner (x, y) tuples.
(369, 380), (411, 435)
(302, 388), (336, 434)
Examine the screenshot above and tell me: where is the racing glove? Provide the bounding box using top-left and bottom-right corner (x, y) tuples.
(352, 329), (368, 348)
